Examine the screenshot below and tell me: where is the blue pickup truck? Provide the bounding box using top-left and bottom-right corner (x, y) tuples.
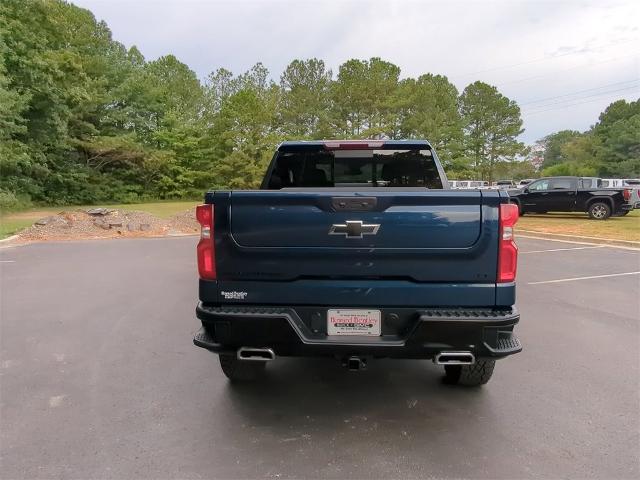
(193, 140), (522, 386)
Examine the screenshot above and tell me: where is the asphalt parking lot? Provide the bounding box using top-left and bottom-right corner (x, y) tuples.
(1, 236), (639, 479)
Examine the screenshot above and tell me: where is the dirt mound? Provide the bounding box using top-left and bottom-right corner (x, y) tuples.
(12, 207), (201, 243)
(167, 209), (199, 235)
(19, 209), (167, 241)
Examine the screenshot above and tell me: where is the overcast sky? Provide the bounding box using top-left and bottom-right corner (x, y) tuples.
(74, 0), (639, 144)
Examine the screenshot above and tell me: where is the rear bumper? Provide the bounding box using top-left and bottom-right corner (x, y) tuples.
(621, 201), (640, 210)
(194, 304), (522, 360)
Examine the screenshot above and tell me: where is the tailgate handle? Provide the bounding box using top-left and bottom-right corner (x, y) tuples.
(332, 197), (377, 211)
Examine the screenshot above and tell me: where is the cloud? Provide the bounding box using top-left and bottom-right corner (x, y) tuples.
(74, 0), (639, 143)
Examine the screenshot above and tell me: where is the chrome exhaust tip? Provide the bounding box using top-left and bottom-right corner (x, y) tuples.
(434, 351), (475, 365)
(237, 347), (276, 361)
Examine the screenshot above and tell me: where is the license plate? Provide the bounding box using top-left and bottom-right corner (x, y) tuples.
(327, 309), (381, 336)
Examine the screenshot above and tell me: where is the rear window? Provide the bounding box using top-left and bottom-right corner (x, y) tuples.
(265, 149), (443, 189)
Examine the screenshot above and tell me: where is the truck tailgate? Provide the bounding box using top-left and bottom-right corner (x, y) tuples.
(208, 189), (507, 307)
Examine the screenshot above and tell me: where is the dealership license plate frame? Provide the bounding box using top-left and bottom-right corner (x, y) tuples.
(327, 309), (382, 336)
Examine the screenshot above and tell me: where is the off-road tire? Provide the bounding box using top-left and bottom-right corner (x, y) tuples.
(219, 353), (266, 381)
(444, 359), (496, 386)
(588, 201), (611, 220)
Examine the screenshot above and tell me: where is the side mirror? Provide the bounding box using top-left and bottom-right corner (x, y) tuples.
(523, 187), (529, 194)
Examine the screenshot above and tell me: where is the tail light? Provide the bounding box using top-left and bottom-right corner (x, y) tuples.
(323, 140), (384, 150)
(623, 189), (631, 201)
(498, 203), (519, 283)
(196, 204), (216, 280)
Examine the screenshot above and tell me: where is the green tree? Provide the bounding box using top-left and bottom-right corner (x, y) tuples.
(0, 36), (31, 209)
(538, 99), (640, 177)
(541, 162), (597, 177)
(279, 58), (332, 138)
(593, 99), (640, 176)
(397, 74), (463, 168)
(493, 159), (537, 181)
(330, 59), (370, 137)
(459, 81), (526, 181)
(207, 65), (280, 189)
(204, 68), (239, 115)
(330, 57), (400, 138)
(541, 130), (582, 168)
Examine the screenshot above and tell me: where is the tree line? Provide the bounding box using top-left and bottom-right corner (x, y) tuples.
(1, 0), (637, 211)
(538, 99), (640, 178)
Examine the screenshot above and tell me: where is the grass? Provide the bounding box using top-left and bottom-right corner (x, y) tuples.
(0, 200), (198, 239)
(0, 217), (36, 239)
(518, 210), (640, 242)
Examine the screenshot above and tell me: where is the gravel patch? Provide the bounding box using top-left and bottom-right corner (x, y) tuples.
(167, 209), (199, 235)
(11, 207), (200, 244)
(19, 209), (168, 242)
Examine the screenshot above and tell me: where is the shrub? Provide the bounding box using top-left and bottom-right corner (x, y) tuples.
(0, 189), (32, 213)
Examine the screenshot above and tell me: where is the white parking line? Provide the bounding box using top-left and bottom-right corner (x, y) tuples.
(518, 234), (640, 251)
(0, 260), (15, 263)
(529, 271), (640, 285)
(521, 246), (605, 254)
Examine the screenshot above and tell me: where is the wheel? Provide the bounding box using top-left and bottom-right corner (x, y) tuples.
(218, 353), (266, 381)
(444, 359), (496, 386)
(588, 201), (611, 220)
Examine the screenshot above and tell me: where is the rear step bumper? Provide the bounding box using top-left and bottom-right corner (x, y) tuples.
(194, 304), (522, 360)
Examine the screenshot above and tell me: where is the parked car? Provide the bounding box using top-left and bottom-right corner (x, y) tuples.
(508, 176), (633, 219)
(453, 180), (490, 189)
(517, 179), (534, 186)
(494, 180), (515, 189)
(193, 139), (522, 386)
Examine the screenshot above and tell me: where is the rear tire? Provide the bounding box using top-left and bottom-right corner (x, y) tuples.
(588, 201), (611, 220)
(444, 359), (496, 386)
(219, 353), (266, 381)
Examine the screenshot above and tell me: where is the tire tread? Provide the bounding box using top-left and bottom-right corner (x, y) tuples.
(444, 359), (496, 386)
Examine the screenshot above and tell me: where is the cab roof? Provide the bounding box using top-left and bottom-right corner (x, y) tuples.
(278, 139), (432, 151)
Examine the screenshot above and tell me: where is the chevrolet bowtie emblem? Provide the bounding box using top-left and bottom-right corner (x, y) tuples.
(329, 220), (380, 238)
